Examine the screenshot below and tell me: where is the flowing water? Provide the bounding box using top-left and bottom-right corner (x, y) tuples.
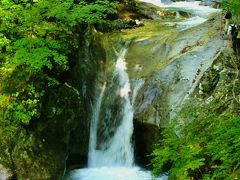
(88, 82), (107, 167)
(88, 47), (134, 167)
(67, 47), (167, 179)
(68, 167), (166, 180)
(66, 2), (221, 179)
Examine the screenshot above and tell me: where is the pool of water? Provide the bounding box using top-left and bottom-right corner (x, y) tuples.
(66, 167), (168, 180)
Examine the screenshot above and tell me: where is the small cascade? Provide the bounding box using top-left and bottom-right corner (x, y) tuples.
(176, 11), (180, 19)
(88, 82), (107, 167)
(67, 47), (167, 179)
(88, 47), (134, 167)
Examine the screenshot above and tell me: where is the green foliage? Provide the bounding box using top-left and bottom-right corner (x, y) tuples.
(12, 37), (68, 72)
(221, 0), (240, 18)
(0, 0), (118, 177)
(151, 105), (240, 179)
(0, 0), (117, 124)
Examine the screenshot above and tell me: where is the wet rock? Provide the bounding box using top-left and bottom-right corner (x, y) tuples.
(137, 86), (161, 115)
(129, 13), (224, 126)
(65, 26), (109, 169)
(135, 2), (163, 19)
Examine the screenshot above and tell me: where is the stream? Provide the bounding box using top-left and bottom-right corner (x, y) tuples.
(67, 46), (167, 180)
(66, 1), (220, 179)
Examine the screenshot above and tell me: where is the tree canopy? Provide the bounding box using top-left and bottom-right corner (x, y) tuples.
(0, 0), (118, 177)
(0, 0), (117, 125)
(221, 0), (240, 18)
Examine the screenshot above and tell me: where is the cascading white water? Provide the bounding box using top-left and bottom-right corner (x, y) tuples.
(67, 47), (167, 180)
(88, 82), (107, 167)
(176, 11), (180, 19)
(88, 47), (134, 167)
(65, 1), (221, 179)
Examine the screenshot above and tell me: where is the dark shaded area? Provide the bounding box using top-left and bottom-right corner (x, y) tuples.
(66, 153), (88, 170)
(64, 25), (108, 171)
(133, 121), (162, 168)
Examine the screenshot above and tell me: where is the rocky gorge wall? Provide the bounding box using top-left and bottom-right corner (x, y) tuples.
(58, 0), (234, 170)
(112, 1), (229, 166)
(125, 1), (239, 167)
(1, 1), (236, 178)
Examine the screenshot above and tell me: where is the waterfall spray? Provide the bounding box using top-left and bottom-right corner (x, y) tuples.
(88, 47), (134, 167)
(88, 82), (107, 167)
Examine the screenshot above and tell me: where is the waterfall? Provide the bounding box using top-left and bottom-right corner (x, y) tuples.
(176, 11), (180, 19)
(67, 47), (167, 180)
(88, 82), (107, 167)
(88, 47), (134, 167)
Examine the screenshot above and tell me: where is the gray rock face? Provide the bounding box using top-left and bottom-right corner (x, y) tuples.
(155, 39), (223, 120)
(137, 86), (161, 115)
(124, 6), (224, 126)
(116, 2), (226, 166)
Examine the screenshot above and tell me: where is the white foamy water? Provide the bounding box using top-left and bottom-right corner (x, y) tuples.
(68, 167), (168, 180)
(88, 82), (106, 167)
(140, 0), (219, 16)
(88, 47), (134, 167)
(177, 16), (207, 30)
(116, 48), (131, 98)
(140, 0), (220, 30)
(161, 1), (220, 18)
